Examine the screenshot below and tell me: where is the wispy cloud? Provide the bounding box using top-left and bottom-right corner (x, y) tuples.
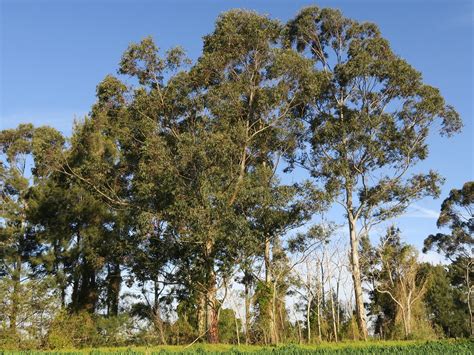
(403, 204), (440, 219)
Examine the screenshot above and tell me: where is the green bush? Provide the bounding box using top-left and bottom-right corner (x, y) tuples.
(47, 311), (98, 349)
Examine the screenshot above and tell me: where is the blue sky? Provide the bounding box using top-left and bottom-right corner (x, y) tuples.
(1, 0), (473, 258)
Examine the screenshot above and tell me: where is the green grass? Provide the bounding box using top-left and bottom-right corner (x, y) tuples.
(1, 339), (472, 354)
(0, 340), (474, 355)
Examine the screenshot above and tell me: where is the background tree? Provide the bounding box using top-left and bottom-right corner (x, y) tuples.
(0, 124), (64, 345)
(423, 181), (474, 336)
(420, 263), (471, 338)
(0, 124), (37, 333)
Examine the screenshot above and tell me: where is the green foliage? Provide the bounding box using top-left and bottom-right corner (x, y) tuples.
(218, 309), (242, 344)
(424, 181), (473, 260)
(421, 264), (471, 338)
(47, 311), (98, 349)
(95, 315), (134, 347)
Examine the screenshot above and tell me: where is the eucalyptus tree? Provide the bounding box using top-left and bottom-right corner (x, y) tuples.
(184, 9), (320, 342)
(285, 6), (462, 338)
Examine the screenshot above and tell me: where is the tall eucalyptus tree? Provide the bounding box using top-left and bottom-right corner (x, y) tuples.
(286, 6), (462, 338)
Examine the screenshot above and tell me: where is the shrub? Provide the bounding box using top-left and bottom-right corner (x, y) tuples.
(46, 310), (98, 349)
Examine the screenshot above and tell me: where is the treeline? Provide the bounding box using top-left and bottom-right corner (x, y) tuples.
(0, 6), (472, 349)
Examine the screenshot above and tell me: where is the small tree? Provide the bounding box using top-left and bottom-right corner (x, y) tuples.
(370, 227), (430, 339)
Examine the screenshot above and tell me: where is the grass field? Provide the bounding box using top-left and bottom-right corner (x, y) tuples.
(1, 339), (473, 354)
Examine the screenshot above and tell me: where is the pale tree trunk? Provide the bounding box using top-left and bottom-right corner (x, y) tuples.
(399, 306), (408, 338)
(306, 296), (312, 343)
(330, 288), (338, 342)
(406, 302), (411, 337)
(234, 313), (240, 345)
(206, 269), (219, 343)
(10, 255), (21, 332)
(326, 256), (338, 342)
(316, 273), (322, 342)
(197, 291), (206, 336)
(296, 319), (302, 344)
(316, 302), (322, 341)
(205, 239), (219, 343)
(278, 296), (285, 342)
(336, 267), (342, 334)
(270, 282), (278, 344)
(320, 257), (325, 308)
(264, 236), (278, 344)
(348, 213), (368, 339)
(466, 261), (473, 336)
(244, 275), (251, 344)
(264, 237), (271, 284)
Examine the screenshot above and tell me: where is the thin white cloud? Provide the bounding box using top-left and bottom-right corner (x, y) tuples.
(403, 203), (440, 219)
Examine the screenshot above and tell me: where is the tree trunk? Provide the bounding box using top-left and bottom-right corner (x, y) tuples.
(306, 297), (311, 343)
(330, 288), (338, 342)
(244, 275), (251, 345)
(264, 236), (278, 343)
(205, 239), (219, 343)
(107, 263), (121, 316)
(316, 283), (322, 342)
(234, 313), (241, 345)
(270, 282), (278, 344)
(10, 255), (21, 332)
(400, 307), (408, 339)
(320, 257), (325, 308)
(406, 303), (411, 337)
(466, 261), (473, 336)
(206, 268), (219, 343)
(336, 268), (341, 334)
(77, 261), (98, 313)
(348, 215), (368, 339)
(153, 280), (167, 344)
(264, 237), (271, 284)
(197, 291), (206, 337)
